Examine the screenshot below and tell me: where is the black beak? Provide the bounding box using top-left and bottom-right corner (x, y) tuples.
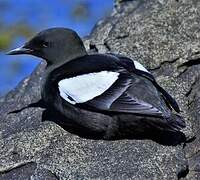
(6, 46), (33, 55)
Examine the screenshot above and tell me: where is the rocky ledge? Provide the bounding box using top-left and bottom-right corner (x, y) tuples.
(0, 0), (200, 179)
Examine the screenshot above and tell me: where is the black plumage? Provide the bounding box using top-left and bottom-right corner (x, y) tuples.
(7, 28), (185, 140)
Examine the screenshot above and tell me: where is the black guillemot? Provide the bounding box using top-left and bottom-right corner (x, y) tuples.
(7, 27), (186, 140)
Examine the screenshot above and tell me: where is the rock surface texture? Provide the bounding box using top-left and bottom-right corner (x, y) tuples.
(0, 0), (200, 179)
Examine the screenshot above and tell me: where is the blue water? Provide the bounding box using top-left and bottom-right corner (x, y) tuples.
(0, 0), (113, 96)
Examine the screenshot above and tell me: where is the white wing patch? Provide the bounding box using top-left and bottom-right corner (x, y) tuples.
(133, 60), (149, 73)
(58, 71), (119, 104)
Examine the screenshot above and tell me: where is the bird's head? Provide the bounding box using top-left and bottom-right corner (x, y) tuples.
(7, 28), (87, 66)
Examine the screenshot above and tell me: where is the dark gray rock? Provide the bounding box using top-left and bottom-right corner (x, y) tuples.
(0, 0), (200, 179)
(0, 162), (58, 180)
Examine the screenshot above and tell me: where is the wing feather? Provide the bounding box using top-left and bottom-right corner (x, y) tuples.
(109, 53), (180, 113)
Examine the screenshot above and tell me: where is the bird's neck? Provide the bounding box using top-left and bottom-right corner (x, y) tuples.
(41, 50), (87, 103)
(45, 50), (87, 74)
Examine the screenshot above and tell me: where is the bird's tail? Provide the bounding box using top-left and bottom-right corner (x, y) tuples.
(166, 114), (186, 131)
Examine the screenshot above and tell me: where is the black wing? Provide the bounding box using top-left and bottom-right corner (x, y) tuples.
(83, 73), (164, 117)
(108, 53), (180, 113)
(54, 54), (170, 117)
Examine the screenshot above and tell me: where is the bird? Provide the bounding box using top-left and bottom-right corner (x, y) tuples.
(7, 27), (186, 140)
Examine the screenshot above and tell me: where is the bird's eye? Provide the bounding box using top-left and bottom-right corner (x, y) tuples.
(42, 41), (49, 48)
